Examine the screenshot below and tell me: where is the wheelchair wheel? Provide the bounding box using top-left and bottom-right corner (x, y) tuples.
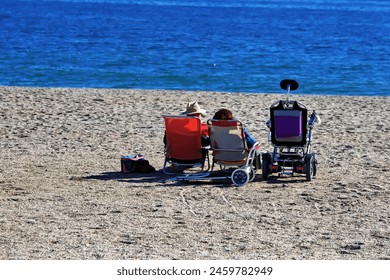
(262, 153), (271, 180)
(305, 154), (314, 181)
(231, 167), (250, 186)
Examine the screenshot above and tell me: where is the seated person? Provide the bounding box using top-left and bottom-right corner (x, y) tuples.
(181, 101), (210, 147)
(164, 102), (210, 161)
(212, 108), (257, 148)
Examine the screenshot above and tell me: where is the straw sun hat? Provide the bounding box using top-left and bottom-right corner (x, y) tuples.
(181, 101), (206, 116)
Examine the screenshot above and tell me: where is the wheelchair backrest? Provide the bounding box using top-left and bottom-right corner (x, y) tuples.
(270, 100), (308, 146)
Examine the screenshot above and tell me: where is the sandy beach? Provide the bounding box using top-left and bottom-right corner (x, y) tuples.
(0, 86), (389, 260)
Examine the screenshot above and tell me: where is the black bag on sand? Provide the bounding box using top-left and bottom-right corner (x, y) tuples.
(121, 154), (156, 173)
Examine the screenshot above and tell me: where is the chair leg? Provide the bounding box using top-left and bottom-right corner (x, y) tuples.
(162, 157), (172, 175)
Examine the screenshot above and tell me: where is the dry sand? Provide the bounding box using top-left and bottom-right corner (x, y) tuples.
(0, 86), (389, 260)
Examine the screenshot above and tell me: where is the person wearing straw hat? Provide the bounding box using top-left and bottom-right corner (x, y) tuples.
(164, 101), (210, 147)
(181, 101), (207, 117)
(181, 102), (209, 141)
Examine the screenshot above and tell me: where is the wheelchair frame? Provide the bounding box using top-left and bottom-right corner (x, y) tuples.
(262, 79), (320, 181)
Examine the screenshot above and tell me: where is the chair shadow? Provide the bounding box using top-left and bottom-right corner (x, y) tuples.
(79, 170), (311, 188)
(79, 169), (234, 188)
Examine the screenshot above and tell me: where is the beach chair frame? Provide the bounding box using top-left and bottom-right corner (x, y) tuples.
(207, 119), (261, 186)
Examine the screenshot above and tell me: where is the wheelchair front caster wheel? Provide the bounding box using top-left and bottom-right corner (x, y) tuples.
(231, 167), (250, 186)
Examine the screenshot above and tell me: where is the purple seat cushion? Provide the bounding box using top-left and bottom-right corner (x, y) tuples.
(274, 110), (302, 142)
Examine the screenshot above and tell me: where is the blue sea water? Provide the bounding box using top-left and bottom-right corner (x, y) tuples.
(1, 0), (389, 96)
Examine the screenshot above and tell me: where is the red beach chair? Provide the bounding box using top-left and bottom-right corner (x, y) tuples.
(163, 115), (210, 176)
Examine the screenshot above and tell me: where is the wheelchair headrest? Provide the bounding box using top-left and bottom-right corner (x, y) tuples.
(280, 79), (299, 91)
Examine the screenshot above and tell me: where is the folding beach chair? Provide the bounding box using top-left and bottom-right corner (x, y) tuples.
(207, 119), (261, 186)
(263, 79), (321, 181)
(163, 115), (210, 177)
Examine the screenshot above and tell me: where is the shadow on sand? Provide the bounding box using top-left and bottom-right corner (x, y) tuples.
(78, 167), (311, 188)
(79, 169), (234, 188)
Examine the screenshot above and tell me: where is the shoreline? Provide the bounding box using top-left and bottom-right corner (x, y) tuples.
(0, 86), (389, 259)
(1, 85), (388, 97)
